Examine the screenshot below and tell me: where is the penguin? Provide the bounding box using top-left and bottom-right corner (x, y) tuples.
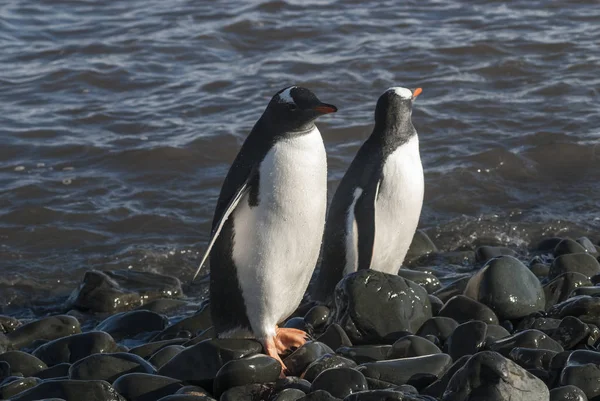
(192, 86), (337, 373)
(311, 86), (424, 304)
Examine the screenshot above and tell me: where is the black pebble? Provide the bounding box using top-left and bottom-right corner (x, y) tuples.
(297, 389), (341, 401)
(416, 317), (459, 343)
(358, 353), (452, 388)
(475, 246), (517, 263)
(95, 310), (168, 342)
(33, 362), (71, 379)
(336, 345), (391, 364)
(554, 239), (588, 257)
(432, 277), (470, 304)
(315, 324), (352, 351)
(487, 329), (563, 356)
(149, 345), (185, 369)
(6, 316), (81, 350)
(310, 367), (367, 399)
(549, 385), (588, 401)
(508, 347), (557, 371)
(270, 388), (306, 401)
(396, 270), (441, 294)
(388, 335), (441, 359)
(438, 295), (499, 324)
(112, 372), (183, 401)
(68, 352), (156, 383)
(129, 339), (188, 359)
(445, 320), (487, 360)
(212, 354), (281, 397)
(220, 383), (274, 401)
(302, 354), (357, 382)
(0, 351), (47, 377)
(282, 342), (333, 377)
(559, 350), (600, 400)
(304, 306), (330, 330)
(32, 331), (118, 366)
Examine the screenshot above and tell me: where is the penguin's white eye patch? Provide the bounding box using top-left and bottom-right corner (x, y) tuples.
(278, 87), (296, 104)
(388, 87), (413, 100)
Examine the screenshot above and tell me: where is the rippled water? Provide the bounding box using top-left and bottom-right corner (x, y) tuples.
(1, 0), (599, 314)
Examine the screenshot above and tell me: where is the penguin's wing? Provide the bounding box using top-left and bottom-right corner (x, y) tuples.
(354, 177), (381, 271)
(192, 166), (257, 281)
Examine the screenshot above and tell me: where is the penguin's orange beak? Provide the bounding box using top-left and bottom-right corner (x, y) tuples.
(313, 103), (338, 114)
(412, 88), (423, 99)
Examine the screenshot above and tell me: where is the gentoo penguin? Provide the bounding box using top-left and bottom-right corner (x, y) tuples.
(192, 86), (337, 373)
(311, 86), (424, 303)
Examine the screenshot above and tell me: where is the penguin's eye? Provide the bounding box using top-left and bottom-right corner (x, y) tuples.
(287, 104), (298, 111)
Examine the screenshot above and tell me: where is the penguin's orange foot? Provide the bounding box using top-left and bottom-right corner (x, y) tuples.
(265, 336), (288, 378)
(275, 327), (309, 354)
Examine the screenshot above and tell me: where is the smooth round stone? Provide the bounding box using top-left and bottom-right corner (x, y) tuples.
(7, 379), (124, 401)
(549, 385), (588, 401)
(388, 335), (440, 359)
(358, 354), (453, 387)
(283, 317), (312, 333)
(475, 246), (517, 263)
(282, 342), (333, 377)
(0, 360), (10, 378)
(271, 388), (306, 401)
(508, 347), (557, 371)
(335, 345), (391, 364)
(6, 316), (81, 350)
(158, 338), (262, 388)
(432, 277), (470, 304)
(552, 316), (590, 350)
(213, 354), (281, 397)
(570, 286), (600, 297)
(95, 311), (168, 342)
(559, 350), (600, 400)
(550, 253), (600, 280)
(220, 383), (273, 401)
(333, 270), (431, 344)
(396, 270), (441, 294)
(427, 295), (444, 316)
(421, 355), (470, 398)
(135, 299), (189, 314)
(0, 316), (20, 334)
(530, 263), (550, 278)
(578, 237), (598, 254)
(0, 335), (8, 354)
(517, 316), (562, 332)
(302, 354), (357, 382)
(315, 324), (352, 351)
(113, 373), (182, 401)
(185, 327), (216, 345)
(304, 306), (330, 330)
(296, 389), (340, 401)
(445, 321), (486, 361)
(416, 317), (459, 343)
(543, 272), (591, 310)
(412, 251), (476, 269)
(536, 237), (564, 252)
(405, 229), (438, 263)
(68, 352), (156, 383)
(438, 295), (499, 325)
(464, 256), (545, 320)
(554, 239), (588, 257)
(0, 351), (46, 377)
(344, 389), (432, 401)
(149, 345), (185, 369)
(32, 331), (117, 366)
(444, 351), (549, 401)
(151, 304), (212, 342)
(129, 339), (188, 359)
(488, 329), (563, 356)
(157, 395), (216, 401)
(310, 367), (367, 399)
(275, 377), (311, 393)
(33, 363), (71, 379)
(175, 384), (211, 395)
(547, 295), (600, 321)
(485, 325), (510, 342)
(0, 377), (41, 399)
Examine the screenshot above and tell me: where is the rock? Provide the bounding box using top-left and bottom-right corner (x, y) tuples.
(475, 246), (517, 263)
(151, 304), (212, 341)
(577, 237), (598, 254)
(333, 270), (431, 344)
(0, 376), (41, 399)
(0, 315), (20, 334)
(388, 335), (441, 359)
(405, 230), (438, 263)
(396, 270), (441, 294)
(570, 286), (600, 297)
(149, 345), (185, 369)
(443, 351), (549, 401)
(432, 277), (470, 304)
(309, 367), (367, 399)
(412, 251), (476, 268)
(438, 295), (499, 325)
(416, 317), (459, 343)
(530, 263), (550, 278)
(487, 329), (563, 356)
(421, 355), (470, 398)
(485, 325), (510, 342)
(275, 377), (311, 393)
(112, 373), (182, 401)
(554, 239), (588, 257)
(158, 338), (262, 388)
(336, 345), (391, 364)
(445, 321), (487, 361)
(135, 299), (189, 314)
(129, 339), (188, 359)
(32, 331), (118, 366)
(184, 327), (216, 346)
(304, 306), (330, 330)
(220, 383), (273, 401)
(550, 254), (600, 280)
(315, 324), (352, 351)
(6, 316), (81, 350)
(344, 389), (436, 400)
(157, 396), (216, 401)
(68, 352), (156, 383)
(67, 269), (183, 314)
(463, 256), (545, 320)
(427, 295), (444, 316)
(302, 354), (356, 382)
(0, 360), (10, 378)
(175, 384), (211, 395)
(95, 310), (168, 341)
(358, 354), (452, 387)
(543, 272), (591, 310)
(0, 351), (46, 377)
(271, 388), (306, 401)
(282, 342), (333, 377)
(296, 389), (340, 401)
(551, 316), (590, 350)
(8, 379), (125, 401)
(547, 296), (600, 324)
(509, 347), (557, 375)
(536, 237), (564, 252)
(33, 363), (71, 379)
(517, 316), (561, 332)
(549, 385), (588, 401)
(559, 350), (600, 400)
(213, 354), (281, 396)
(283, 318), (312, 333)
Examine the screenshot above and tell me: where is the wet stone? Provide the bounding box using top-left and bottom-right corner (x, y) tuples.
(554, 239), (588, 257)
(302, 353), (357, 382)
(551, 316), (590, 350)
(95, 310), (168, 342)
(8, 379), (125, 401)
(129, 339), (188, 359)
(427, 295), (444, 316)
(315, 324), (352, 351)
(358, 353), (452, 387)
(577, 237), (598, 254)
(157, 396), (217, 401)
(344, 389), (437, 401)
(432, 277), (470, 304)
(304, 306), (330, 330)
(283, 317), (312, 333)
(463, 255), (545, 320)
(213, 354), (281, 397)
(33, 362), (71, 379)
(151, 304), (212, 341)
(388, 335), (441, 359)
(438, 295), (499, 325)
(0, 351), (46, 377)
(517, 316), (562, 333)
(412, 251), (476, 269)
(405, 229), (439, 263)
(485, 324), (511, 341)
(149, 345), (185, 368)
(6, 315), (81, 350)
(550, 253), (600, 280)
(396, 270), (441, 294)
(282, 341), (333, 377)
(543, 272), (591, 310)
(443, 351), (549, 401)
(536, 237), (564, 252)
(68, 352), (156, 383)
(271, 388), (306, 401)
(333, 270), (431, 344)
(220, 383), (274, 401)
(135, 299), (189, 314)
(549, 385), (588, 401)
(0, 376), (41, 399)
(508, 347), (557, 371)
(559, 350), (600, 400)
(309, 367), (367, 399)
(475, 246), (517, 263)
(113, 373), (182, 401)
(0, 315), (20, 334)
(175, 384), (211, 395)
(275, 376), (311, 393)
(445, 320), (487, 361)
(297, 389), (341, 401)
(570, 286), (600, 297)
(336, 345), (391, 364)
(530, 263), (550, 278)
(547, 295), (600, 323)
(487, 329), (563, 356)
(32, 331), (118, 366)
(0, 360), (10, 378)
(416, 317), (459, 343)
(421, 355), (470, 399)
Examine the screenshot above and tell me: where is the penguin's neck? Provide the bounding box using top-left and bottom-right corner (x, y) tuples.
(259, 115), (316, 139)
(372, 115), (416, 153)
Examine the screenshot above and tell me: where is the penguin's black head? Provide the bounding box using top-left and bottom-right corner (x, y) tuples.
(374, 86), (422, 129)
(265, 86), (338, 133)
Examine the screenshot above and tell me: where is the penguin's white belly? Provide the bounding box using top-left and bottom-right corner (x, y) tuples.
(232, 128), (327, 339)
(371, 135), (424, 273)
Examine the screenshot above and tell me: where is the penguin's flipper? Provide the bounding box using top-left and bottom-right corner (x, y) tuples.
(192, 168), (256, 282)
(354, 179), (381, 271)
